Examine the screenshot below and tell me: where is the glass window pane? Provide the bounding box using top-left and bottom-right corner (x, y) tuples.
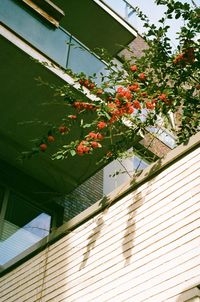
(67, 37), (107, 77)
(0, 193), (51, 266)
(0, 0), (69, 67)
(133, 155), (149, 171)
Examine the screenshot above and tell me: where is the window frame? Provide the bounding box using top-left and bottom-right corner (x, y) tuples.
(0, 184), (63, 274)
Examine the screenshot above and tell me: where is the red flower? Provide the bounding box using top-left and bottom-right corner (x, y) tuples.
(84, 79), (90, 87)
(107, 102), (117, 111)
(68, 115), (77, 119)
(173, 48), (195, 64)
(173, 53), (184, 64)
(96, 89), (103, 95)
(76, 141), (90, 155)
(130, 65), (138, 72)
(88, 132), (97, 139)
(73, 101), (96, 111)
(109, 116), (118, 124)
(126, 105), (134, 114)
(73, 101), (81, 109)
(183, 47), (195, 64)
(91, 141), (102, 148)
(97, 121), (107, 129)
(40, 143), (47, 152)
(86, 104), (94, 110)
(116, 87), (132, 100)
(87, 132), (104, 140)
(117, 87), (124, 93)
(133, 100), (141, 110)
(47, 135), (55, 142)
(128, 83), (140, 92)
(114, 99), (121, 106)
(79, 79), (84, 85)
(88, 83), (95, 90)
(124, 90), (132, 100)
(139, 73), (146, 81)
(59, 126), (67, 134)
(97, 133), (104, 140)
(158, 93), (167, 102)
(146, 102), (155, 110)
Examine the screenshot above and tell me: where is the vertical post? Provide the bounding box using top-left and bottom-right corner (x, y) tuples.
(66, 34), (72, 69)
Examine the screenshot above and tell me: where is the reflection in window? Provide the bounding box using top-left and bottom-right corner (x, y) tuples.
(148, 126), (176, 149)
(103, 155), (149, 195)
(133, 155), (149, 171)
(0, 191), (51, 266)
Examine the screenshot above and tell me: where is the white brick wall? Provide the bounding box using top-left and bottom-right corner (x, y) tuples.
(0, 143), (199, 302)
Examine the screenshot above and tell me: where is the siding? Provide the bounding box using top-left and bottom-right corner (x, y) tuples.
(0, 143), (200, 302)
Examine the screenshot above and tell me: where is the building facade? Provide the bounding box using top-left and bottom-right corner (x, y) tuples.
(0, 0), (151, 274)
(1, 2), (199, 300)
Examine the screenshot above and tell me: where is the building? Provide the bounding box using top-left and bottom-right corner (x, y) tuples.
(0, 0), (153, 270)
(0, 1), (199, 301)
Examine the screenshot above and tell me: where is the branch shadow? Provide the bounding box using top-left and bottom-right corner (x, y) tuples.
(79, 212), (106, 270)
(122, 191), (143, 267)
(79, 195), (110, 270)
(122, 160), (164, 267)
(122, 176), (155, 267)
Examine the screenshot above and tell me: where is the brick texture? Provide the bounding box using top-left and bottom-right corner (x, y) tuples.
(118, 34), (148, 61)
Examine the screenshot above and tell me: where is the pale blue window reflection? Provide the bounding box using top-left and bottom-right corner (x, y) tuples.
(148, 126), (177, 149)
(0, 0), (108, 79)
(0, 192), (51, 267)
(133, 155), (149, 171)
(103, 155), (149, 195)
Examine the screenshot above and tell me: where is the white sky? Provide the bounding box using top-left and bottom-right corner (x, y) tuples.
(104, 0), (199, 48)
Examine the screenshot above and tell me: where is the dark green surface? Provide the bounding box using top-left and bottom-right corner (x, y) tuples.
(53, 0), (135, 55)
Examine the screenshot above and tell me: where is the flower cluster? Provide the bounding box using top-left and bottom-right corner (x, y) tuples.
(28, 1), (199, 162)
(86, 132), (104, 140)
(173, 47), (195, 65)
(79, 78), (96, 90)
(76, 132), (103, 155)
(37, 65), (174, 157)
(73, 101), (97, 111)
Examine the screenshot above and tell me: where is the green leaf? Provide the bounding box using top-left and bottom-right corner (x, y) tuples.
(70, 150), (76, 156)
(83, 123), (92, 128)
(175, 12), (181, 19)
(56, 155), (64, 160)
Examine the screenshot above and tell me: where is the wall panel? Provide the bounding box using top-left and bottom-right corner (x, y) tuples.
(0, 144), (199, 302)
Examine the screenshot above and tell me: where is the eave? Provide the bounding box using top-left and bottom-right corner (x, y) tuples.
(0, 25), (168, 201)
(52, 0), (137, 55)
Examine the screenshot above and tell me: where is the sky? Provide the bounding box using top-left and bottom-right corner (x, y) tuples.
(103, 0), (199, 49)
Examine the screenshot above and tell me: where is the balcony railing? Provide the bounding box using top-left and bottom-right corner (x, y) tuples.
(0, 0), (107, 79)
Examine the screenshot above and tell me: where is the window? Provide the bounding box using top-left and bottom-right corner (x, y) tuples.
(0, 188), (52, 268)
(103, 155), (149, 195)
